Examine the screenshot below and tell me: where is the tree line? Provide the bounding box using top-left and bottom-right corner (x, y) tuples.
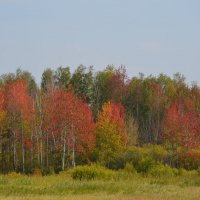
(0, 65), (200, 174)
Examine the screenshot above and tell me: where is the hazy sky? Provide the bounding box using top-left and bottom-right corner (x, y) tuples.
(0, 0), (200, 83)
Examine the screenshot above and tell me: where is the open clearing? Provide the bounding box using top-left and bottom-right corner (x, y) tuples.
(1, 174), (200, 200)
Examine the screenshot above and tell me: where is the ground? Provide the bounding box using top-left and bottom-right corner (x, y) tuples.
(0, 173), (200, 200)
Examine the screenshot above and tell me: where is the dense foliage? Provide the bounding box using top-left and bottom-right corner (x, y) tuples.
(0, 66), (200, 174)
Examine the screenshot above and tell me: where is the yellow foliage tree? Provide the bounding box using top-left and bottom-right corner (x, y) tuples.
(96, 101), (127, 166)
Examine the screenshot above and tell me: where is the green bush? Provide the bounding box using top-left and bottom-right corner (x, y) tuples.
(178, 168), (187, 176)
(107, 151), (126, 170)
(148, 164), (174, 177)
(173, 168), (189, 176)
(41, 167), (55, 176)
(123, 162), (137, 174)
(107, 145), (169, 171)
(125, 147), (144, 168)
(69, 165), (116, 181)
(197, 167), (200, 176)
(136, 157), (156, 174)
(116, 162), (138, 180)
(173, 168), (197, 177)
(172, 168), (179, 176)
(143, 144), (169, 163)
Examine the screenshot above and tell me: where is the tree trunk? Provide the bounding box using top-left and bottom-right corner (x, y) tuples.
(72, 135), (76, 168)
(13, 131), (17, 171)
(36, 133), (40, 166)
(71, 124), (76, 168)
(31, 131), (34, 169)
(62, 130), (66, 171)
(22, 127), (25, 173)
(40, 137), (43, 167)
(36, 93), (43, 168)
(46, 131), (49, 169)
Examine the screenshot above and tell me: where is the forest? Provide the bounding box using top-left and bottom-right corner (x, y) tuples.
(0, 65), (200, 175)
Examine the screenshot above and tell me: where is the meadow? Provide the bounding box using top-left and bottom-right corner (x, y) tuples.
(1, 169), (200, 200)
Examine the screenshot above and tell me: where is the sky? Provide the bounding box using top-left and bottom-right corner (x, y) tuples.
(0, 0), (200, 84)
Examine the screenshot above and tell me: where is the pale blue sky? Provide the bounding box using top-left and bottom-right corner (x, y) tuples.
(0, 0), (200, 83)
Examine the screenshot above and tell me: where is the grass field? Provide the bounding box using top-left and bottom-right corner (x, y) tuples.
(1, 172), (200, 200)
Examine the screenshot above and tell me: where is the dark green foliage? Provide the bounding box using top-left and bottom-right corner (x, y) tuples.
(41, 68), (55, 91)
(69, 165), (116, 180)
(108, 145), (169, 171)
(70, 65), (94, 104)
(136, 157), (156, 174)
(41, 167), (55, 176)
(54, 66), (71, 89)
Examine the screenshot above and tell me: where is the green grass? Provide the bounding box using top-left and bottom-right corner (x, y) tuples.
(0, 172), (200, 200)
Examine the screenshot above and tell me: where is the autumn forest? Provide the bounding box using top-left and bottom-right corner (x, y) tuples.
(0, 65), (200, 175)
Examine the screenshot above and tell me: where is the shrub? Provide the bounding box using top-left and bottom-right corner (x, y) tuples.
(41, 167), (55, 176)
(172, 168), (179, 176)
(69, 165), (116, 181)
(116, 162), (138, 180)
(126, 147), (144, 167)
(177, 168), (187, 176)
(197, 167), (200, 176)
(123, 162), (137, 174)
(108, 151), (126, 170)
(173, 168), (189, 176)
(144, 144), (169, 163)
(107, 145), (169, 171)
(136, 157), (156, 174)
(173, 168), (197, 176)
(148, 164), (174, 177)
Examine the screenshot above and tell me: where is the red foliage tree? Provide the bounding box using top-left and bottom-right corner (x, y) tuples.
(43, 88), (95, 169)
(108, 66), (129, 103)
(162, 99), (200, 149)
(0, 87), (6, 128)
(4, 80), (35, 171)
(0, 87), (5, 110)
(5, 80), (34, 122)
